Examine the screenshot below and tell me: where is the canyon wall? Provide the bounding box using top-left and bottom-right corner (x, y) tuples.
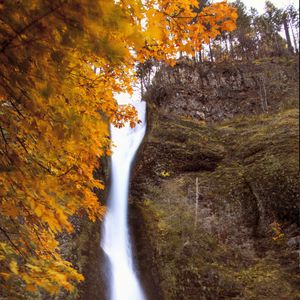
(130, 56), (299, 300)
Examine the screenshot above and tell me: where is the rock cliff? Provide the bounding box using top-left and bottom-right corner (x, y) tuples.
(148, 56), (298, 121)
(130, 56), (300, 300)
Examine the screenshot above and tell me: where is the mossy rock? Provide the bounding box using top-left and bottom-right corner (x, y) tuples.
(130, 106), (300, 300)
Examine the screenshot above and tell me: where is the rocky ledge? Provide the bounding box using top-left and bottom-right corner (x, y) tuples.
(130, 57), (299, 300)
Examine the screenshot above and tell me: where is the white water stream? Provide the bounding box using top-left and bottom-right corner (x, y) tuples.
(101, 100), (146, 300)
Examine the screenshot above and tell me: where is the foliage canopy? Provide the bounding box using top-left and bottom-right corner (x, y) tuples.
(0, 0), (237, 296)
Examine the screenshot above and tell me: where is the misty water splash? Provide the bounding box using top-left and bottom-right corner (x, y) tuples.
(101, 101), (146, 300)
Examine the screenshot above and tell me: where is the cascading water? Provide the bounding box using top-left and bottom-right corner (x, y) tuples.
(101, 100), (146, 300)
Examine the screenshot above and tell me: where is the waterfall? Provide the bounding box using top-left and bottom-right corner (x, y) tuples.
(101, 100), (146, 300)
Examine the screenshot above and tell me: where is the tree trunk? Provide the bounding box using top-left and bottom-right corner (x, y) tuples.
(224, 35), (229, 59)
(272, 32), (281, 55)
(198, 49), (203, 63)
(283, 17), (294, 53)
(229, 33), (235, 59)
(194, 177), (199, 230)
(208, 40), (214, 62)
(289, 19), (298, 53)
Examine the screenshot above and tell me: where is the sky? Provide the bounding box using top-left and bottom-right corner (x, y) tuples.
(226, 0), (299, 13)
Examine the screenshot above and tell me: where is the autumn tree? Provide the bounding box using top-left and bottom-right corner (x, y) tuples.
(0, 0), (237, 297)
(201, 1), (299, 63)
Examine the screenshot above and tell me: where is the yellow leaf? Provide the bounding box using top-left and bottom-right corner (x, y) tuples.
(9, 261), (18, 274)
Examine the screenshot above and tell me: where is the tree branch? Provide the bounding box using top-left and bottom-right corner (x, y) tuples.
(0, 2), (66, 53)
(15, 136), (53, 174)
(0, 226), (25, 258)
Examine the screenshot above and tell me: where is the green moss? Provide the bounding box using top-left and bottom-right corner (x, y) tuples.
(235, 261), (300, 300)
(132, 106), (299, 299)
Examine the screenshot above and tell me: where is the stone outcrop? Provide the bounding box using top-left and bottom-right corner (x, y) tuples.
(130, 57), (300, 300)
(147, 56), (299, 121)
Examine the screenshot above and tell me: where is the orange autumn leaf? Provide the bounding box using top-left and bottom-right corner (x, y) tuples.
(0, 0), (237, 296)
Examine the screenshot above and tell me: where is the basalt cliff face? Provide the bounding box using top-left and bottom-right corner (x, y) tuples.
(129, 56), (299, 300)
(147, 56), (298, 121)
